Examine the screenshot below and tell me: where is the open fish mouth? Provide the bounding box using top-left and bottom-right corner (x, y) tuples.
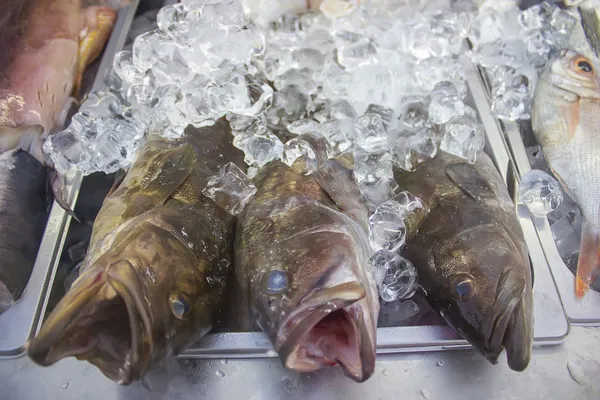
(274, 282), (376, 382)
(482, 270), (532, 372)
(28, 260), (153, 384)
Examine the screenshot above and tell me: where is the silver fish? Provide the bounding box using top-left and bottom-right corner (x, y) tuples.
(532, 49), (600, 297)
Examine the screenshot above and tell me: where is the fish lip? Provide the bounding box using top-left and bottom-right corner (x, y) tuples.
(274, 282), (375, 382)
(482, 271), (526, 367)
(105, 260), (154, 384)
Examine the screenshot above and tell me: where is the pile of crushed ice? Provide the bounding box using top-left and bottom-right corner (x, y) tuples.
(467, 1), (576, 120)
(42, 0), (578, 303)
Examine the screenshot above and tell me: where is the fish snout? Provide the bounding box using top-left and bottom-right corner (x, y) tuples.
(485, 269), (533, 371)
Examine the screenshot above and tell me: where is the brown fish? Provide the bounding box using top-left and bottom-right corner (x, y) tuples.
(235, 136), (378, 382)
(28, 120), (245, 384)
(396, 152), (534, 372)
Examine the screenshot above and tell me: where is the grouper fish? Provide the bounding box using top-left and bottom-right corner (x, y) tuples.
(235, 135), (379, 382)
(396, 152), (534, 372)
(28, 120), (245, 384)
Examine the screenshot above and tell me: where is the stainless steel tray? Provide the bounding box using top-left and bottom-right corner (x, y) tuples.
(0, 1), (140, 359)
(178, 64), (570, 359)
(11, 14), (569, 360)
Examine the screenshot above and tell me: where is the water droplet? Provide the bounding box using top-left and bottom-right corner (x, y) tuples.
(61, 383), (69, 389)
(436, 361), (444, 367)
(216, 369), (226, 378)
(567, 361), (589, 385)
(420, 388), (431, 399)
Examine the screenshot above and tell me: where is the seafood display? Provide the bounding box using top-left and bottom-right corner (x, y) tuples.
(10, 0), (594, 386)
(532, 49), (600, 298)
(397, 153), (534, 371)
(28, 120), (245, 383)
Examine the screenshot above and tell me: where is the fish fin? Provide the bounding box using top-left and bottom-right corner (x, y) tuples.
(136, 144), (197, 205)
(0, 125), (44, 159)
(106, 168), (128, 198)
(575, 221), (600, 298)
(313, 159), (369, 228)
(74, 7), (117, 96)
(579, 7), (600, 57)
(445, 162), (493, 203)
(47, 169), (80, 222)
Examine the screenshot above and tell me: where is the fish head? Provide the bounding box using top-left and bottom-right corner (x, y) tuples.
(28, 219), (217, 384)
(245, 202), (378, 382)
(425, 224), (533, 371)
(544, 49), (600, 100)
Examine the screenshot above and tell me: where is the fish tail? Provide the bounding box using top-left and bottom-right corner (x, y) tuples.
(74, 6), (116, 95)
(575, 221), (600, 298)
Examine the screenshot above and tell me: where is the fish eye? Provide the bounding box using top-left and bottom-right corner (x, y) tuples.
(450, 274), (476, 302)
(169, 292), (192, 319)
(573, 57), (595, 76)
(265, 270), (289, 294)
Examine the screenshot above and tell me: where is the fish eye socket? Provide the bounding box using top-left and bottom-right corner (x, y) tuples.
(450, 274), (476, 301)
(573, 57), (595, 75)
(169, 292), (192, 319)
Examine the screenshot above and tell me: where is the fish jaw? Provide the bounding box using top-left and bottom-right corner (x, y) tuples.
(275, 282), (376, 382)
(445, 267), (533, 372)
(27, 260), (153, 384)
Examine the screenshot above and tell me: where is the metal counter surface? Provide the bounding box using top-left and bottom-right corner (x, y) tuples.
(1, 326), (599, 399)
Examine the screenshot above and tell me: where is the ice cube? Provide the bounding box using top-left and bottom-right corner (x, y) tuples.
(195, 0), (246, 26)
(469, 8), (505, 47)
(369, 250), (418, 302)
(468, 39), (528, 68)
(398, 96), (430, 130)
(44, 129), (89, 174)
(414, 57), (465, 94)
(227, 75), (273, 117)
(320, 119), (354, 157)
(227, 113), (260, 134)
(274, 68), (318, 95)
(369, 200), (408, 252)
(322, 66), (353, 100)
(313, 100), (357, 123)
(428, 82), (465, 125)
(381, 299), (421, 324)
(126, 69), (159, 106)
(320, 0), (356, 19)
(392, 191), (428, 216)
(282, 137), (319, 175)
(287, 119), (321, 135)
(365, 104), (395, 130)
(440, 115), (485, 163)
(360, 177), (399, 212)
(390, 127), (438, 172)
(408, 23), (435, 59)
(113, 50), (141, 86)
(156, 3), (190, 37)
(491, 89), (530, 121)
(353, 150), (394, 185)
(202, 162), (257, 215)
(79, 91), (124, 117)
(233, 121), (284, 167)
(524, 29), (552, 69)
(355, 113), (388, 153)
(519, 169), (563, 216)
(337, 39), (378, 70)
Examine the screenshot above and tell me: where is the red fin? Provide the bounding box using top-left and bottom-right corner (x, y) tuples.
(575, 222), (600, 298)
